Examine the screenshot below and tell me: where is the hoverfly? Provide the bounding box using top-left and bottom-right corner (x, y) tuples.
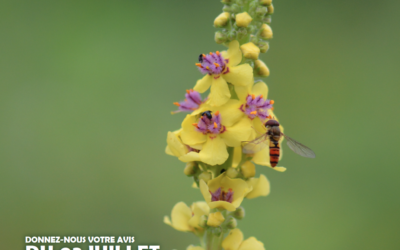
(242, 119), (315, 167)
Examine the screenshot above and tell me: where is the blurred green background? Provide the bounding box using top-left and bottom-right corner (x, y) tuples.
(1, 0), (399, 249)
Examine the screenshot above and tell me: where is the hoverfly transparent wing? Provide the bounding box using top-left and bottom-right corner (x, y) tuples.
(242, 134), (270, 154)
(281, 133), (316, 158)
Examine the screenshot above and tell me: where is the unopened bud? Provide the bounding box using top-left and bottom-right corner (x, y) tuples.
(230, 4), (241, 13)
(184, 162), (197, 176)
(259, 41), (270, 53)
(235, 12), (253, 28)
(263, 16), (272, 24)
(267, 4), (274, 14)
(226, 168), (239, 178)
(199, 172), (212, 183)
(254, 60), (270, 77)
(215, 31), (227, 44)
(255, 6), (268, 16)
(233, 207), (245, 220)
(241, 161), (256, 178)
(226, 217), (237, 229)
(199, 215), (208, 228)
(260, 0), (272, 5)
(207, 212), (225, 227)
(260, 24), (273, 39)
(222, 5), (231, 12)
(240, 42), (260, 60)
(237, 27), (248, 40)
(212, 227), (222, 236)
(221, 0), (231, 3)
(214, 12), (230, 27)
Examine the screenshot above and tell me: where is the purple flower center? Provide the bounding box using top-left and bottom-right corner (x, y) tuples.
(173, 89), (203, 113)
(196, 52), (230, 76)
(210, 187), (234, 203)
(194, 112), (226, 136)
(240, 94), (274, 121)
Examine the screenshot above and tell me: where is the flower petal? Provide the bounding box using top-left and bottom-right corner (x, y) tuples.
(232, 146), (242, 168)
(167, 131), (187, 157)
(246, 174), (270, 199)
(194, 74), (212, 93)
(252, 81), (269, 97)
(235, 85), (252, 102)
(221, 40), (242, 67)
(187, 246), (205, 250)
(179, 151), (201, 162)
(221, 118), (253, 147)
(208, 200), (236, 211)
(207, 211), (225, 227)
(218, 99), (244, 127)
(188, 202), (210, 228)
(164, 202), (192, 232)
(209, 76), (231, 107)
(238, 237), (265, 250)
(199, 135), (229, 165)
(200, 180), (212, 203)
(181, 115), (207, 146)
(222, 228), (244, 250)
(223, 64), (253, 87)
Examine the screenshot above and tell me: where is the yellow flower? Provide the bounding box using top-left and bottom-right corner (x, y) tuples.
(233, 81), (275, 140)
(235, 12), (253, 27)
(200, 173), (252, 211)
(165, 130), (201, 163)
(246, 174), (270, 199)
(180, 102), (253, 165)
(222, 229), (265, 250)
(207, 211), (225, 227)
(164, 201), (210, 232)
(194, 40), (253, 107)
(214, 12), (230, 27)
(240, 42), (260, 60)
(241, 161), (256, 178)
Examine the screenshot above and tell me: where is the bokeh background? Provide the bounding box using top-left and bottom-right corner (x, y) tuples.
(1, 0), (399, 249)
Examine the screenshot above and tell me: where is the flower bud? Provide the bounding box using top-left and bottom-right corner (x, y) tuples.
(260, 23), (273, 39)
(207, 212), (225, 227)
(214, 12), (230, 27)
(263, 16), (272, 24)
(235, 12), (253, 28)
(199, 172), (211, 183)
(215, 31), (227, 44)
(212, 227), (222, 236)
(230, 4), (241, 13)
(222, 5), (231, 12)
(254, 60), (270, 77)
(199, 215), (208, 228)
(184, 162), (197, 176)
(258, 42), (269, 53)
(268, 4), (274, 14)
(241, 161), (256, 178)
(226, 167), (238, 178)
(233, 206), (245, 220)
(221, 0), (231, 3)
(240, 42), (260, 60)
(260, 0), (272, 5)
(226, 217), (237, 229)
(255, 6), (268, 16)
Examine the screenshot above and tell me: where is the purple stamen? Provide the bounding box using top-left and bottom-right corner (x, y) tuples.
(195, 112), (225, 135)
(172, 90), (203, 113)
(209, 187), (234, 203)
(197, 52), (229, 75)
(241, 94), (273, 121)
